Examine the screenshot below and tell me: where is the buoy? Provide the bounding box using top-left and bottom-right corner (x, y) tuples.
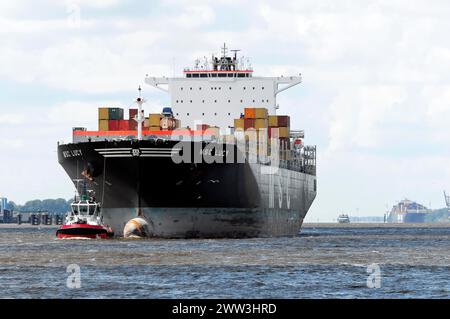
(123, 217), (150, 238)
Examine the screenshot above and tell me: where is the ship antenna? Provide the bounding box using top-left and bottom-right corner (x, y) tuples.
(134, 86), (146, 140)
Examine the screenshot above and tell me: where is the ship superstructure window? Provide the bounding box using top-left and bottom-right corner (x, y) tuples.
(238, 73), (245, 77)
(211, 74), (217, 77)
(200, 74), (207, 78)
(193, 74), (199, 78)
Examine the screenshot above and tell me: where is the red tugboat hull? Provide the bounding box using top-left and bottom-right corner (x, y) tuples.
(56, 224), (114, 239)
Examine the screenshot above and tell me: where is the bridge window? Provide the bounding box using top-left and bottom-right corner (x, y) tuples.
(227, 73), (234, 77)
(186, 74), (192, 78)
(218, 73), (227, 78)
(193, 74), (199, 78)
(211, 73), (217, 77)
(238, 73), (245, 78)
(200, 73), (207, 78)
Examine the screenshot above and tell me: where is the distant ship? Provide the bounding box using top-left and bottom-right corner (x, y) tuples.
(387, 199), (430, 223)
(337, 214), (350, 224)
(57, 45), (317, 238)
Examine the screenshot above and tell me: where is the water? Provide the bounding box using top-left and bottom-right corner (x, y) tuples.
(0, 224), (449, 298)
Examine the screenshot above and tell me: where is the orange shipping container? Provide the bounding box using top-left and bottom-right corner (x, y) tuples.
(268, 115), (278, 127)
(278, 127), (290, 138)
(244, 108), (256, 119)
(98, 120), (109, 131)
(255, 119), (268, 129)
(149, 113), (162, 126)
(254, 108), (268, 119)
(234, 119), (245, 129)
(98, 108), (109, 120)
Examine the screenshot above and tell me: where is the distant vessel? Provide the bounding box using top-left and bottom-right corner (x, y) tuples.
(387, 199), (430, 223)
(337, 214), (350, 223)
(56, 180), (113, 239)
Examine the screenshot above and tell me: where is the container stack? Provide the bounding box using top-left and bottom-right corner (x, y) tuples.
(98, 107), (125, 131)
(268, 115), (290, 148)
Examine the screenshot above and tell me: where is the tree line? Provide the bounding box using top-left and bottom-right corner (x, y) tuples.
(8, 198), (73, 214)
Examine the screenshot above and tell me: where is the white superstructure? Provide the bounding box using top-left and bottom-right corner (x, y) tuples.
(145, 44), (302, 131)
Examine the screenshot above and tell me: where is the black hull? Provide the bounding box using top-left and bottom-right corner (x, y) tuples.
(58, 140), (317, 237)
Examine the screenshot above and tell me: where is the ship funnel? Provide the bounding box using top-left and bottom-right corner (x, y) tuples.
(123, 217), (150, 238)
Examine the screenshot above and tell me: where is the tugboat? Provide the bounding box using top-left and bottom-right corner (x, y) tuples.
(337, 214), (350, 224)
(56, 179), (114, 239)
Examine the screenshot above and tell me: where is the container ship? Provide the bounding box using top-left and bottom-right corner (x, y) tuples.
(57, 45), (317, 238)
(387, 199), (430, 223)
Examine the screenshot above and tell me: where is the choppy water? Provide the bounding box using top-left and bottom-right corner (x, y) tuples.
(0, 225), (449, 298)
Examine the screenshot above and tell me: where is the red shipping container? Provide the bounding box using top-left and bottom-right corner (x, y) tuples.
(277, 116), (290, 127)
(118, 120), (129, 130)
(196, 124), (210, 131)
(109, 120), (119, 131)
(129, 108), (138, 119)
(244, 119), (255, 130)
(129, 119), (137, 130)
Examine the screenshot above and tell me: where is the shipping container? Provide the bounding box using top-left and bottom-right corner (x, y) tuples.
(129, 108), (138, 119)
(98, 108), (109, 120)
(98, 120), (109, 131)
(268, 115), (278, 127)
(197, 124), (210, 131)
(255, 119), (268, 129)
(108, 120), (120, 131)
(278, 127), (290, 138)
(118, 120), (129, 131)
(277, 115), (290, 127)
(244, 118), (255, 130)
(109, 108), (124, 120)
(234, 118), (245, 129)
(149, 113), (162, 126)
(128, 119), (137, 130)
(244, 108), (256, 119)
(254, 108), (268, 119)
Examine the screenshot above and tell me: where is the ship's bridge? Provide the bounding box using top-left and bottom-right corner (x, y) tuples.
(145, 44), (301, 131)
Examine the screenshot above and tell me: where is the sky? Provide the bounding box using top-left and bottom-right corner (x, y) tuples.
(0, 0), (449, 221)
